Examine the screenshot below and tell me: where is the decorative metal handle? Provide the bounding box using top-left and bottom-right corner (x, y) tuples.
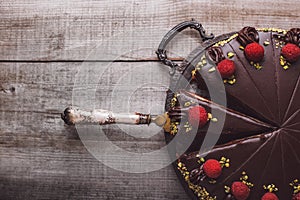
(61, 107), (168, 127)
(156, 20), (214, 74)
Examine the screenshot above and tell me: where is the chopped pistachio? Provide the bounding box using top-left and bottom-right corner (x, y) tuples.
(264, 41), (270, 46)
(228, 78), (236, 85)
(227, 52), (235, 58)
(224, 185), (231, 193)
(200, 157), (205, 163)
(211, 118), (218, 122)
(184, 102), (191, 107)
(208, 67), (216, 73)
(207, 113), (213, 119)
(283, 65), (289, 70)
(191, 69), (197, 78)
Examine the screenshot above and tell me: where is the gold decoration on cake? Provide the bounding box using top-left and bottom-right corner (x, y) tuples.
(177, 161), (217, 200)
(263, 40), (270, 46)
(169, 122), (179, 135)
(279, 55), (291, 70)
(223, 75), (237, 85)
(274, 39), (285, 49)
(240, 171), (254, 188)
(219, 157), (230, 168)
(257, 28), (287, 35)
(191, 69), (197, 79)
(211, 118), (218, 123)
(250, 61), (263, 70)
(227, 52), (235, 59)
(214, 33), (239, 47)
(208, 67), (216, 73)
(184, 122), (193, 133)
(196, 55), (208, 68)
(290, 179), (300, 194)
(170, 94), (178, 108)
(263, 184), (278, 193)
(207, 113), (217, 122)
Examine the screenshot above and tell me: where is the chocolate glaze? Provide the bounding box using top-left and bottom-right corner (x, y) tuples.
(165, 27), (300, 199)
(169, 90), (275, 152)
(237, 26), (259, 47)
(271, 31), (300, 124)
(229, 31), (280, 125)
(196, 39), (278, 124)
(206, 46), (225, 64)
(284, 28), (300, 45)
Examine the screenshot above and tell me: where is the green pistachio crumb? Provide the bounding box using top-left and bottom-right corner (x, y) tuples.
(264, 41), (270, 46)
(208, 67), (216, 73)
(227, 52), (235, 58)
(211, 118), (218, 122)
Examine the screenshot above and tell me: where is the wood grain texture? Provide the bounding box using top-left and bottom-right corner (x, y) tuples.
(0, 62), (188, 199)
(1, 0), (300, 199)
(1, 0), (300, 61)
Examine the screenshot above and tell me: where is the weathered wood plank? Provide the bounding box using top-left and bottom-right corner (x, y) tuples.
(0, 62), (188, 199)
(1, 0), (300, 61)
(0, 61), (169, 111)
(0, 145), (188, 200)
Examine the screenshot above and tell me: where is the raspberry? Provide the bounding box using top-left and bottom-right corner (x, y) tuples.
(202, 159), (222, 179)
(188, 105), (208, 127)
(281, 43), (300, 63)
(261, 192), (279, 200)
(217, 59), (235, 79)
(244, 42), (265, 62)
(231, 181), (250, 200)
(293, 193), (300, 200)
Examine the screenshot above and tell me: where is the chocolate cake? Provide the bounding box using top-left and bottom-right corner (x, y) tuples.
(164, 27), (300, 199)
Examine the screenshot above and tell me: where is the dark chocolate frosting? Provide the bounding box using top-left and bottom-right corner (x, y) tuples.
(165, 27), (300, 200)
(189, 167), (204, 185)
(237, 26), (259, 46)
(284, 28), (300, 45)
(206, 46), (225, 64)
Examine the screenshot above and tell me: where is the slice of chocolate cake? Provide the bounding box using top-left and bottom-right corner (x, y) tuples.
(164, 27), (300, 199)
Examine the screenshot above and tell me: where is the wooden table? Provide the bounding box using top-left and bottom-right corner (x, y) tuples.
(1, 0), (299, 199)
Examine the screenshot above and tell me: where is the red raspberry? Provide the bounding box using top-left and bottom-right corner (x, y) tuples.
(261, 192), (279, 200)
(188, 105), (208, 128)
(217, 59), (235, 79)
(231, 181), (250, 200)
(281, 43), (300, 63)
(244, 42), (265, 62)
(293, 193), (300, 200)
(202, 159), (222, 179)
